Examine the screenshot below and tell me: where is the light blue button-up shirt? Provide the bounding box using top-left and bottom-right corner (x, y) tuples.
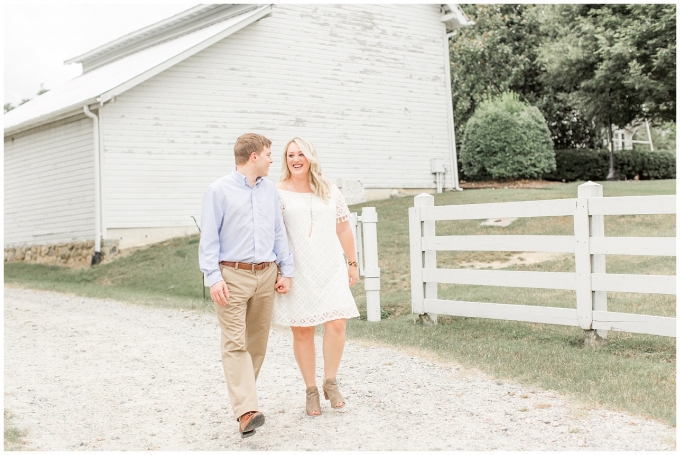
(199, 170), (294, 287)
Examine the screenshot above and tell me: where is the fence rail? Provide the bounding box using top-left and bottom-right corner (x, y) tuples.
(409, 182), (676, 338)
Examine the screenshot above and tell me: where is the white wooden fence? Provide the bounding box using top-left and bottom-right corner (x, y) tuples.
(408, 182), (676, 337)
(350, 207), (381, 322)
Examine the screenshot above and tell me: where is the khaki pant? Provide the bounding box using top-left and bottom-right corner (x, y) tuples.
(215, 263), (278, 420)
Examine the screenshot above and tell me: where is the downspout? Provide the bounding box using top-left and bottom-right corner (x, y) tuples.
(444, 29), (462, 190)
(83, 105), (102, 265)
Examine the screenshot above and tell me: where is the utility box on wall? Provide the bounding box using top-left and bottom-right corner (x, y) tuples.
(430, 158), (447, 193)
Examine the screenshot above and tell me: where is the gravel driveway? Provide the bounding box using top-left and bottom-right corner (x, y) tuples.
(4, 287), (675, 451)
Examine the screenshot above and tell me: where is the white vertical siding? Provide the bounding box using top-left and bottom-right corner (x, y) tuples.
(4, 115), (95, 246)
(101, 4), (451, 228)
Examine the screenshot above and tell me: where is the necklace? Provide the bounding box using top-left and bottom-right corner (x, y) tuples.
(290, 179), (314, 237)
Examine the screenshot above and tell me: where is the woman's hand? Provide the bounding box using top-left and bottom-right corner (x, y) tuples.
(348, 264), (359, 287)
(275, 276), (291, 294)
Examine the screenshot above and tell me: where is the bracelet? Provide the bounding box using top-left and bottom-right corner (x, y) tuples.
(347, 261), (358, 267)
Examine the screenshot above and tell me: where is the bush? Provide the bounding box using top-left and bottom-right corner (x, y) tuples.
(460, 92), (555, 180)
(545, 148), (609, 182)
(544, 149), (676, 181)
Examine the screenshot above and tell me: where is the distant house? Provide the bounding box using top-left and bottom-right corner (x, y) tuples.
(610, 120), (655, 151)
(4, 4), (471, 264)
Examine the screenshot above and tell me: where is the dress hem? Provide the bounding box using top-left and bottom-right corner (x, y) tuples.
(272, 313), (360, 327)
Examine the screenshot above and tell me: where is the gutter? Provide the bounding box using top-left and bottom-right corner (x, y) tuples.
(443, 29), (462, 191)
(441, 4), (473, 191)
(82, 105), (103, 265)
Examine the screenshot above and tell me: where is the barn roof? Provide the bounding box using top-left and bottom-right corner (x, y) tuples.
(4, 4), (271, 136)
(4, 4), (471, 137)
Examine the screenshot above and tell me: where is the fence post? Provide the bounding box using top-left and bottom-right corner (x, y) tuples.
(409, 203), (424, 315)
(577, 182), (607, 347)
(411, 194), (437, 324)
(361, 207), (381, 322)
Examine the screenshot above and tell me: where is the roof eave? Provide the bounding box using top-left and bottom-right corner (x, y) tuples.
(65, 4), (218, 65)
(96, 4), (271, 105)
(4, 4), (272, 137)
(4, 100), (98, 137)
(441, 4), (474, 32)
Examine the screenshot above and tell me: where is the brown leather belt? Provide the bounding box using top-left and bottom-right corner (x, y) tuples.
(219, 261), (272, 272)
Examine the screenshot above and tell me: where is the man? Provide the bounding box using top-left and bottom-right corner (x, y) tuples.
(199, 133), (293, 438)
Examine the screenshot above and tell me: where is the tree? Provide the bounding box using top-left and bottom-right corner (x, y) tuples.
(539, 4), (676, 128)
(4, 83), (49, 114)
(449, 5), (600, 149)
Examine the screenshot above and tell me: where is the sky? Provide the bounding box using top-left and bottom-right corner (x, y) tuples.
(4, 3), (196, 107)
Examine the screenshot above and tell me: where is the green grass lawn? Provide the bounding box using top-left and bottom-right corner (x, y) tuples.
(4, 179), (676, 426)
(4, 409), (28, 451)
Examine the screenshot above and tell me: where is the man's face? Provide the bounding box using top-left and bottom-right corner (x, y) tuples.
(253, 146), (273, 177)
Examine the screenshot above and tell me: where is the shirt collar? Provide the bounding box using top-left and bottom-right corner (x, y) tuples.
(232, 169), (263, 188)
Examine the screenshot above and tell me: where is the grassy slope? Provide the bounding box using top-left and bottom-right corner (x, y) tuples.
(4, 180), (676, 425)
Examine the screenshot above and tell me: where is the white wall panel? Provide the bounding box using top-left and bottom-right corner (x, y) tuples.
(102, 4), (452, 228)
(4, 115), (95, 246)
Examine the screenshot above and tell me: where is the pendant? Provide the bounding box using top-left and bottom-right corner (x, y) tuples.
(309, 222), (313, 237)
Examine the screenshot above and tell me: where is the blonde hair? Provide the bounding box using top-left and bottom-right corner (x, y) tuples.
(280, 137), (331, 203)
(234, 133), (272, 165)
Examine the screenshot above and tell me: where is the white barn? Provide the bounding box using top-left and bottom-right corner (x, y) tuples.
(4, 4), (471, 264)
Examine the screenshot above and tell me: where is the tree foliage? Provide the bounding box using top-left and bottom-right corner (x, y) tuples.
(4, 83), (50, 113)
(460, 92), (555, 180)
(450, 4), (600, 149)
(538, 4), (675, 128)
(449, 4), (675, 150)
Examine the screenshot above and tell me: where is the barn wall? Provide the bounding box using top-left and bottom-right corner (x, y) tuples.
(101, 4), (452, 231)
(4, 115), (95, 247)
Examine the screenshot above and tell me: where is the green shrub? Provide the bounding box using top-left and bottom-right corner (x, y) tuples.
(616, 149), (676, 180)
(545, 148), (609, 182)
(460, 92), (555, 180)
(545, 149), (676, 181)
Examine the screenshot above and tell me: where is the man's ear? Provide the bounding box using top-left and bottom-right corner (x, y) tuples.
(250, 151), (258, 162)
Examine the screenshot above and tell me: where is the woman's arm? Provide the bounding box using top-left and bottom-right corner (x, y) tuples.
(336, 220), (359, 286)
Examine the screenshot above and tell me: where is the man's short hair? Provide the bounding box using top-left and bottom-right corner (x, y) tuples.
(234, 133), (272, 165)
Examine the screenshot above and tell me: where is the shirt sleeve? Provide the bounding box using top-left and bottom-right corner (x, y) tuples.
(334, 184), (351, 223)
(198, 185), (225, 287)
(273, 190), (294, 277)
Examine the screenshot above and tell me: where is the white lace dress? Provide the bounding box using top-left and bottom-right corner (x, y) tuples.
(273, 184), (360, 326)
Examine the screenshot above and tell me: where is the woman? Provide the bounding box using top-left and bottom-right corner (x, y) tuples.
(273, 137), (360, 416)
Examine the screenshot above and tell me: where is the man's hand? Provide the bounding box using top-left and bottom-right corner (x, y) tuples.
(275, 276), (291, 294)
(210, 280), (229, 306)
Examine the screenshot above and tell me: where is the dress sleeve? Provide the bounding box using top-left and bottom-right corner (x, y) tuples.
(278, 190), (286, 214)
(334, 185), (351, 223)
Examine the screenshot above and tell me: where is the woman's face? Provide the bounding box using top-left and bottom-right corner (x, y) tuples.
(286, 141), (310, 178)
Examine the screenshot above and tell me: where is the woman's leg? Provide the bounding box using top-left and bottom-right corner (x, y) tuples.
(290, 326), (317, 388)
(322, 318), (347, 407)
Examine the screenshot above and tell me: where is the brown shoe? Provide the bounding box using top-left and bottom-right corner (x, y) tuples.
(306, 386), (321, 416)
(238, 411), (265, 438)
(322, 378), (346, 410)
